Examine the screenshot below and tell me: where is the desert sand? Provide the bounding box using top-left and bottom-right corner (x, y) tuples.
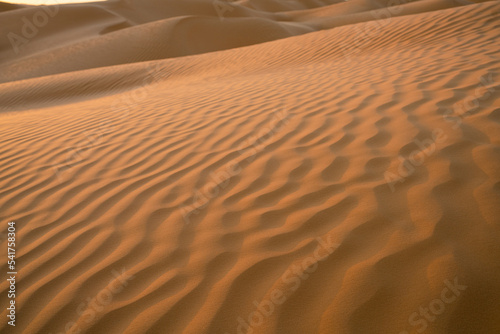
(0, 0), (499, 333)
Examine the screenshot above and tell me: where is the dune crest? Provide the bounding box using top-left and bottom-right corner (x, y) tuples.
(1, 0), (499, 333)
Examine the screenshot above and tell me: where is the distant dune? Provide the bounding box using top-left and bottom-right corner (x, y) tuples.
(0, 0), (499, 333)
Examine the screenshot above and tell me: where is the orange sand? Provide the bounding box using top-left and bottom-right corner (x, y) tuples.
(0, 0), (499, 333)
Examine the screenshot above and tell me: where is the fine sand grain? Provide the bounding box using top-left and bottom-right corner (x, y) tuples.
(0, 0), (499, 333)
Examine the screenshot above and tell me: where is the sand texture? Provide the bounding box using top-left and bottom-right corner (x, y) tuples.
(0, 0), (500, 333)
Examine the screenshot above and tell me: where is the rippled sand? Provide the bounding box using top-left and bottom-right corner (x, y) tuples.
(0, 0), (499, 333)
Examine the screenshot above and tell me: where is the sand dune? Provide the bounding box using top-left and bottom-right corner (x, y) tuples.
(0, 0), (500, 333)
(1, 0), (472, 83)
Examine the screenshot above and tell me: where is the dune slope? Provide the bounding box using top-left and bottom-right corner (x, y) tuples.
(0, 0), (499, 334)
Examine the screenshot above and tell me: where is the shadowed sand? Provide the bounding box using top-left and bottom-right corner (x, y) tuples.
(0, 0), (500, 333)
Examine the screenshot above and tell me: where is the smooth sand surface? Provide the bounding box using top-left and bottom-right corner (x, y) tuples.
(1, 0), (499, 333)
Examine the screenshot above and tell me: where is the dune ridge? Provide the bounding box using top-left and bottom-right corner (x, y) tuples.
(1, 0), (500, 333)
(0, 0), (478, 84)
